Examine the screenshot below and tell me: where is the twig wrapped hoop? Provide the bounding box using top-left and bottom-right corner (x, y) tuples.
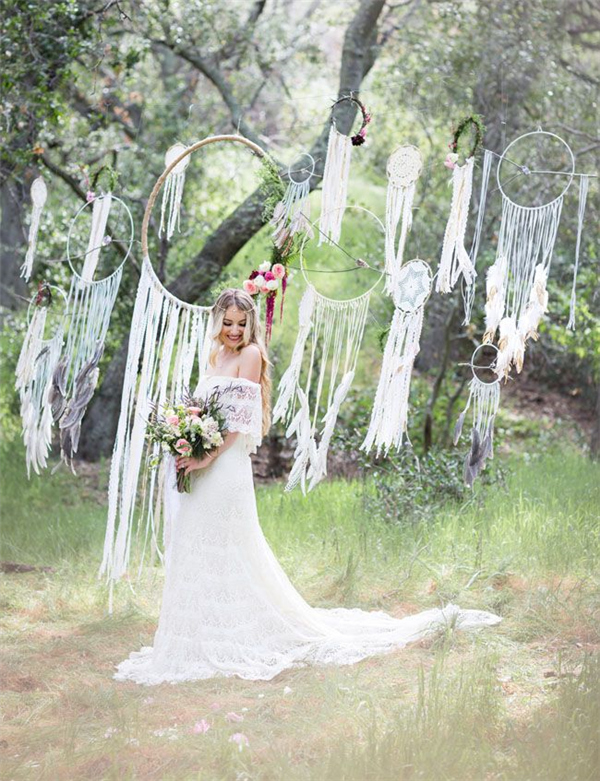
(450, 114), (485, 160)
(330, 94), (372, 146)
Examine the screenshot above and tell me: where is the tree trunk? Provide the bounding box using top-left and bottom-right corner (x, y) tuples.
(78, 0), (388, 459)
(0, 178), (30, 310)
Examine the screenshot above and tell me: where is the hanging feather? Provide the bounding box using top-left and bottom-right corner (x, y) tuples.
(436, 156), (476, 294)
(567, 174), (590, 330)
(518, 264), (548, 343)
(15, 303), (64, 477)
(99, 256), (212, 586)
(454, 372), (500, 486)
(483, 255), (508, 344)
(159, 142), (190, 241)
(21, 177), (48, 282)
(275, 286), (371, 493)
(318, 125), (352, 245)
(384, 145), (422, 294)
(496, 315), (525, 379)
(362, 260), (431, 455)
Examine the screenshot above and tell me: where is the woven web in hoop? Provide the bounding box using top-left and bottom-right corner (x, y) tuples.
(393, 259), (431, 312)
(387, 145), (423, 189)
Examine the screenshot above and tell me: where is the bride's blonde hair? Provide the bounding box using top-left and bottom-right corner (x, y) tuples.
(209, 288), (272, 435)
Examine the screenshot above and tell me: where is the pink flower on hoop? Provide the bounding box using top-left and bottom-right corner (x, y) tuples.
(272, 263), (286, 279)
(243, 280), (258, 295)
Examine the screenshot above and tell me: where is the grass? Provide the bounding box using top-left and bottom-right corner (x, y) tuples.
(1, 445), (599, 780)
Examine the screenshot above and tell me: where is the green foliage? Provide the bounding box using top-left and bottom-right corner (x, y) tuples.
(257, 155), (285, 222)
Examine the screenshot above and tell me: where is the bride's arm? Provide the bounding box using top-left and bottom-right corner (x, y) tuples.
(177, 345), (262, 475)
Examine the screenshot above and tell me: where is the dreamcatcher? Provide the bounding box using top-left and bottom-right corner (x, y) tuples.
(99, 135), (267, 604)
(159, 142), (190, 241)
(481, 130), (590, 378)
(453, 344), (501, 487)
(436, 115), (485, 297)
(319, 96), (371, 245)
(15, 284), (67, 477)
(53, 194), (133, 465)
(384, 145), (423, 295)
(21, 176), (48, 282)
(362, 259), (432, 456)
(462, 148), (493, 325)
(270, 152), (315, 249)
(273, 205), (383, 494)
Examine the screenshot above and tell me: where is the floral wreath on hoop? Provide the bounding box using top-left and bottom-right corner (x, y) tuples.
(445, 114), (485, 169)
(331, 94), (372, 146)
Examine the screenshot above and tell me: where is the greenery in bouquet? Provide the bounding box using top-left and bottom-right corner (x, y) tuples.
(146, 389), (229, 493)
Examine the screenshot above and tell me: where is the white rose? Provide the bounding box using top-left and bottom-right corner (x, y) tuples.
(266, 279), (278, 291)
(254, 274), (265, 287)
(258, 260), (271, 273)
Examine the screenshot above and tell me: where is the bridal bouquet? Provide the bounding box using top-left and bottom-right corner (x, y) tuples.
(146, 390), (228, 493)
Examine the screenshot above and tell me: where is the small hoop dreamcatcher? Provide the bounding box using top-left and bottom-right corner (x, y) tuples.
(437, 115), (485, 297)
(384, 145), (423, 295)
(15, 284), (68, 477)
(453, 343), (501, 486)
(270, 152), (316, 250)
(274, 204), (384, 493)
(56, 194), (134, 463)
(363, 258), (432, 455)
(319, 95), (371, 246)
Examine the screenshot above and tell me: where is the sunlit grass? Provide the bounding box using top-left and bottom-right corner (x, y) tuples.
(1, 448), (599, 779)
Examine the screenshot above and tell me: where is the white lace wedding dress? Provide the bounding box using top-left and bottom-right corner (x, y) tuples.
(114, 375), (501, 684)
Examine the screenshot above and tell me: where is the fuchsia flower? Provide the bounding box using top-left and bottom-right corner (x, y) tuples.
(174, 439), (192, 455)
(264, 271), (275, 281)
(166, 415), (180, 426)
(192, 720), (211, 734)
(243, 280), (258, 295)
(229, 732), (250, 750)
(272, 263), (285, 279)
(226, 712), (244, 723)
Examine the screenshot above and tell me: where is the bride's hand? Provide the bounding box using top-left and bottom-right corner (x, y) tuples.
(175, 454), (213, 475)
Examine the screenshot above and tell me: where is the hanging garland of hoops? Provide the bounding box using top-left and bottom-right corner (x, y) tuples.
(319, 95), (372, 245)
(100, 134), (270, 599)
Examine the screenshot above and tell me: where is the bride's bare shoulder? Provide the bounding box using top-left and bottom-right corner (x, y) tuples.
(238, 343), (261, 382)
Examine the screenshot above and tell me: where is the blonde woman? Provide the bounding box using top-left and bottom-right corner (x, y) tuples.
(115, 288), (501, 684)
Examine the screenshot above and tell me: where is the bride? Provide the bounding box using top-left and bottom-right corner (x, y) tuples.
(114, 288), (501, 684)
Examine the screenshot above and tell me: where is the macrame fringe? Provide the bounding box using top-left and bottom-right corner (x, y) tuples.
(159, 144), (189, 241)
(99, 256), (211, 590)
(436, 156), (476, 294)
(567, 174), (590, 330)
(274, 288), (370, 493)
(463, 149), (493, 324)
(81, 194), (112, 281)
(15, 307), (63, 477)
(21, 177), (48, 282)
(319, 125), (352, 245)
(453, 377), (500, 487)
(384, 181), (416, 295)
(271, 176), (313, 248)
(361, 306), (424, 455)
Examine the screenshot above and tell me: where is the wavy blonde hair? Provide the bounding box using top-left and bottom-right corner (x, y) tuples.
(209, 288), (272, 435)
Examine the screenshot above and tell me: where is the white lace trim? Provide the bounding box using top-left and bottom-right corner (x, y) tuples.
(195, 375), (262, 454)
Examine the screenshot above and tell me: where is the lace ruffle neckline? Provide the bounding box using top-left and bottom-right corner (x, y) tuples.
(199, 375), (260, 387)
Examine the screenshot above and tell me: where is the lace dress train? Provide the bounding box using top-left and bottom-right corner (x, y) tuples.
(114, 376), (501, 684)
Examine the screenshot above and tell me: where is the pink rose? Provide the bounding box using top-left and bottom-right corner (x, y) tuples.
(175, 438), (192, 455)
(166, 415), (179, 426)
(86, 190), (95, 203)
(243, 280), (258, 295)
(272, 263), (285, 279)
(260, 285), (270, 294)
(444, 153), (458, 170)
(187, 406), (201, 415)
(264, 271), (275, 281)
(192, 720), (211, 734)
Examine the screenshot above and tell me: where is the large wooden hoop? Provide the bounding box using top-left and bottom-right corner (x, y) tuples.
(141, 134), (267, 257)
